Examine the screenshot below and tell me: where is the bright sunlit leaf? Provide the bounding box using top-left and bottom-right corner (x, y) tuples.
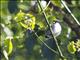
(67, 41), (76, 54)
(4, 37), (13, 55)
(14, 10), (25, 22)
(14, 11), (35, 30)
(75, 40), (80, 52)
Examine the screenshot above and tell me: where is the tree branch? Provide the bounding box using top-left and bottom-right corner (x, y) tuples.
(45, 0), (80, 38)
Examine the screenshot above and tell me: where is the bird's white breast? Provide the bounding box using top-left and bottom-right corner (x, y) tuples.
(52, 22), (62, 37)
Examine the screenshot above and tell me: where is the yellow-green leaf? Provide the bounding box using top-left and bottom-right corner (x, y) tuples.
(8, 39), (13, 55)
(14, 10), (25, 22)
(19, 13), (35, 30)
(14, 11), (35, 30)
(67, 41), (76, 54)
(4, 38), (13, 55)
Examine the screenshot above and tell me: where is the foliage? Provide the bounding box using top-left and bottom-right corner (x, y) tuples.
(0, 0), (80, 60)
(67, 41), (76, 54)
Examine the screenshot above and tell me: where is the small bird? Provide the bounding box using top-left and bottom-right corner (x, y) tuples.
(45, 20), (62, 38)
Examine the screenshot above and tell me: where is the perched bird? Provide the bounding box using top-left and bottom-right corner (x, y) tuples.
(42, 20), (62, 60)
(45, 20), (62, 38)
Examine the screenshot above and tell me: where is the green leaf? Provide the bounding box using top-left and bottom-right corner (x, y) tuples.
(76, 40), (80, 52)
(67, 41), (76, 54)
(14, 11), (35, 30)
(51, 0), (61, 8)
(76, 40), (80, 48)
(20, 13), (35, 30)
(14, 10), (25, 22)
(8, 39), (13, 55)
(4, 37), (13, 55)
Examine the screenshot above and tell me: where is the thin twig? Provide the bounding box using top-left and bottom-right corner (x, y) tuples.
(37, 0), (64, 58)
(61, 0), (80, 26)
(43, 1), (51, 11)
(34, 32), (59, 55)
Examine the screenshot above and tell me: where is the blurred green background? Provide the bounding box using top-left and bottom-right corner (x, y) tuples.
(0, 0), (80, 60)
